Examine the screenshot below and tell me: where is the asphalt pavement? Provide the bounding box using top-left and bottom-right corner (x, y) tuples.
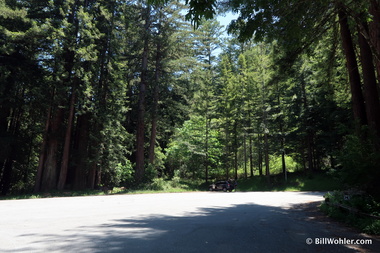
(0, 191), (379, 252)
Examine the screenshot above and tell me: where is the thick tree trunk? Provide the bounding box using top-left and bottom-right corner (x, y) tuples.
(73, 113), (90, 190)
(135, 58), (147, 183)
(88, 118), (102, 189)
(0, 111), (12, 195)
(338, 9), (367, 126)
(369, 0), (380, 82)
(41, 108), (64, 191)
(0, 74), (15, 195)
(57, 85), (76, 190)
(1, 104), (23, 195)
(0, 159), (13, 195)
(135, 6), (151, 183)
(0, 105), (20, 195)
(358, 23), (380, 138)
(148, 39), (161, 165)
(34, 106), (52, 192)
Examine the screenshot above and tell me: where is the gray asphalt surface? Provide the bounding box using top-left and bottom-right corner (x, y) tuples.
(0, 191), (379, 252)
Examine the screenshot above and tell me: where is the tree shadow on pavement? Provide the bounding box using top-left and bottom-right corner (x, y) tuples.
(10, 200), (380, 253)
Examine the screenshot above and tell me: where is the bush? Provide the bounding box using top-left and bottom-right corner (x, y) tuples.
(338, 134), (380, 199)
(150, 178), (166, 191)
(321, 190), (380, 235)
(145, 177), (185, 191)
(170, 176), (181, 188)
(269, 155), (301, 174)
(115, 161), (134, 186)
(363, 220), (380, 235)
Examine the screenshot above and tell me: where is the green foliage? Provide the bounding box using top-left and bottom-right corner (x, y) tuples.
(338, 133), (380, 197)
(321, 191), (380, 235)
(269, 155), (301, 175)
(1, 0), (378, 197)
(144, 164), (159, 184)
(237, 172), (342, 192)
(136, 176), (204, 192)
(101, 160), (134, 187)
(165, 115), (223, 179)
(115, 162), (134, 186)
(363, 220), (380, 235)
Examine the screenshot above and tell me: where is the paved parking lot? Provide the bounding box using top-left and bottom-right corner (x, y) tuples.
(0, 192), (379, 252)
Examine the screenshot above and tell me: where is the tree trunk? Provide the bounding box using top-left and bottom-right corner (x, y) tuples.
(357, 22), (380, 138)
(280, 130), (287, 181)
(73, 113), (90, 190)
(34, 106), (52, 192)
(224, 126), (230, 180)
(281, 148), (287, 181)
(0, 74), (16, 195)
(205, 118), (209, 182)
(307, 133), (314, 171)
(0, 159), (13, 195)
(57, 85), (76, 190)
(41, 108), (64, 191)
(264, 130), (270, 183)
(249, 135), (254, 177)
(233, 121), (238, 180)
(369, 0), (380, 82)
(148, 33), (161, 165)
(243, 133), (247, 179)
(258, 133), (263, 176)
(0, 105), (20, 195)
(338, 8), (367, 126)
(135, 6), (151, 183)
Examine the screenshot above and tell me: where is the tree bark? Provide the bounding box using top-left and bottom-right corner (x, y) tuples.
(369, 0), (380, 82)
(41, 108), (64, 191)
(0, 102), (22, 195)
(0, 72), (16, 195)
(205, 117), (209, 182)
(34, 106), (52, 192)
(258, 133), (263, 176)
(148, 33), (161, 166)
(249, 135), (254, 177)
(338, 8), (367, 126)
(264, 130), (270, 182)
(233, 121), (238, 180)
(135, 6), (151, 183)
(243, 133), (247, 179)
(57, 85), (76, 190)
(357, 22), (380, 138)
(73, 113), (90, 190)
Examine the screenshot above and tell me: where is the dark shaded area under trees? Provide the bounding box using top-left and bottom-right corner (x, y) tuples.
(1, 0), (380, 199)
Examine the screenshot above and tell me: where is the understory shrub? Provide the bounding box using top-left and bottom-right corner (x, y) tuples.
(321, 190), (380, 235)
(338, 134), (380, 199)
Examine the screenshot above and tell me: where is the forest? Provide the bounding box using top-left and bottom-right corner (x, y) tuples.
(1, 0), (380, 198)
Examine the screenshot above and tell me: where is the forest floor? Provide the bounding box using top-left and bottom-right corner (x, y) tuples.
(0, 171), (341, 200)
(237, 171), (343, 192)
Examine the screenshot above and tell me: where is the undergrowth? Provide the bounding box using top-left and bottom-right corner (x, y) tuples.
(0, 171), (341, 200)
(320, 190), (380, 235)
(237, 171), (342, 192)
